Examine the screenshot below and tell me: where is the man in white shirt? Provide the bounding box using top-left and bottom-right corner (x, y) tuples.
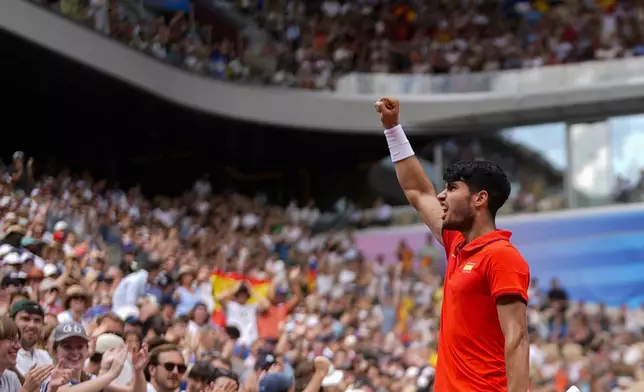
(112, 260), (161, 311)
(10, 300), (52, 377)
(216, 283), (268, 347)
(147, 345), (186, 392)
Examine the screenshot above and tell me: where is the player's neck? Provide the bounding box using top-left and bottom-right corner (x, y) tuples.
(462, 220), (497, 244)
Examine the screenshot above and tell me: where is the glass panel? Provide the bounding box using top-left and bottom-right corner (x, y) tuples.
(609, 114), (644, 203)
(568, 121), (613, 207)
(338, 58), (644, 95)
(441, 123), (567, 215)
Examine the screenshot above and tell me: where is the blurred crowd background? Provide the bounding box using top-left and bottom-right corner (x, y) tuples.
(0, 147), (644, 392)
(2, 0), (644, 391)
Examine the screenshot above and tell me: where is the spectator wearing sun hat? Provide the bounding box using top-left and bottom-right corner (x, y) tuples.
(86, 333), (133, 386)
(175, 266), (201, 317)
(2, 225), (26, 248)
(57, 285), (92, 328)
(0, 244), (14, 259)
(38, 278), (63, 316)
(2, 252), (22, 268)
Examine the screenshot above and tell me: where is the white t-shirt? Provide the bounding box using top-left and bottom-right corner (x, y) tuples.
(226, 302), (258, 346)
(16, 348), (53, 376)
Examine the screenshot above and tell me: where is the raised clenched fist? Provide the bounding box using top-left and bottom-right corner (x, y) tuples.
(374, 96), (400, 129)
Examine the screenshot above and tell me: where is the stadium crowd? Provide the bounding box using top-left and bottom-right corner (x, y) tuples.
(28, 0), (644, 89)
(31, 0), (249, 82)
(0, 147), (643, 392)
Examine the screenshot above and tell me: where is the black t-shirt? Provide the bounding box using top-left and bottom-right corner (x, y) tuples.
(548, 287), (568, 302)
(8, 165), (32, 193)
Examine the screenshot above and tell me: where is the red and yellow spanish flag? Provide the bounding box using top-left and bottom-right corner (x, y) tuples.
(396, 296), (415, 341)
(210, 271), (271, 327)
(307, 260), (317, 292)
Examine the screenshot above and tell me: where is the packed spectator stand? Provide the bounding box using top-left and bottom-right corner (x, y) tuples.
(0, 143), (643, 392)
(4, 0), (644, 390)
(31, 0), (644, 89)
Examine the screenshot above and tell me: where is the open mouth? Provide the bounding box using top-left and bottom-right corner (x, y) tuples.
(441, 204), (448, 220)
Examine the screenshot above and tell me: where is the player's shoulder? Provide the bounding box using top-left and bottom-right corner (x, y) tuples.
(484, 240), (528, 268)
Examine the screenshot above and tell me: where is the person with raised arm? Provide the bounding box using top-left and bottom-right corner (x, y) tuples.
(375, 97), (530, 392)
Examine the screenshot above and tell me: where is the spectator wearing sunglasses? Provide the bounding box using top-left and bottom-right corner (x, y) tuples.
(146, 344), (187, 392)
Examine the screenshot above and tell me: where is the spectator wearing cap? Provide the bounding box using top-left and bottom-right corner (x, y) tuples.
(57, 285), (91, 327)
(146, 344), (187, 392)
(2, 272), (26, 294)
(43, 321), (149, 392)
(112, 260), (162, 311)
(259, 371), (295, 392)
(174, 266), (201, 317)
(41, 221), (68, 247)
(2, 252), (23, 272)
(9, 299), (53, 376)
(0, 316), (22, 392)
(42, 264), (60, 280)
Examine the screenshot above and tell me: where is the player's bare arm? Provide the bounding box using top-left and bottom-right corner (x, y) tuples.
(497, 295), (530, 392)
(375, 97), (444, 245)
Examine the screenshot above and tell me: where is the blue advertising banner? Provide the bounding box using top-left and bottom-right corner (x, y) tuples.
(355, 204), (644, 307)
(143, 0), (190, 11)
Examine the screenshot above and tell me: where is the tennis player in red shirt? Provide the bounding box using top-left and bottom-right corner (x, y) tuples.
(375, 97), (530, 392)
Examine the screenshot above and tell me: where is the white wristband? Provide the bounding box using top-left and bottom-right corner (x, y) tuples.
(384, 125), (415, 162)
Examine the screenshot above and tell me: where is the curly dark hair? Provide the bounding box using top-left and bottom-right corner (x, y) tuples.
(443, 160), (511, 218)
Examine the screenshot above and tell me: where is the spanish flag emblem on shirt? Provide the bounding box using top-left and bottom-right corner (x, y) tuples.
(462, 262), (475, 273)
(210, 271), (271, 326)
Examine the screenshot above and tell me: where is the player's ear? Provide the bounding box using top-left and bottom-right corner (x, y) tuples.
(473, 190), (488, 208)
